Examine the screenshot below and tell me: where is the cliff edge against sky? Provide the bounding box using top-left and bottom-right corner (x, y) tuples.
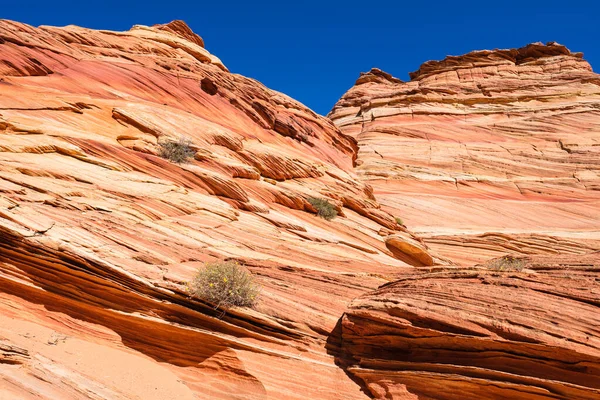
(1, 20), (599, 399)
(330, 42), (600, 265)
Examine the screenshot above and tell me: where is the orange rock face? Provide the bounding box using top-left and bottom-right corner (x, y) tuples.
(340, 254), (600, 399)
(0, 19), (439, 399)
(329, 42), (600, 265)
(327, 42), (600, 399)
(1, 19), (599, 400)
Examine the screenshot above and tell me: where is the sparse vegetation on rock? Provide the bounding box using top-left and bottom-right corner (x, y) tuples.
(395, 217), (403, 226)
(189, 261), (260, 309)
(158, 136), (195, 163)
(483, 255), (527, 271)
(4, 18), (600, 400)
(308, 197), (337, 220)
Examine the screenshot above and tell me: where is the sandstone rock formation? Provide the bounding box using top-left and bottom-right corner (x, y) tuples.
(1, 19), (599, 400)
(0, 19), (435, 399)
(339, 254), (600, 399)
(329, 42), (600, 265)
(327, 42), (600, 399)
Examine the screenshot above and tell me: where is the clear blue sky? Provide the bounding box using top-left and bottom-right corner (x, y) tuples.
(3, 1), (598, 115)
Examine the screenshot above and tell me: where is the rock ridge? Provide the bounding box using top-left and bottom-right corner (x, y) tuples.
(0, 18), (441, 400)
(409, 41), (590, 81)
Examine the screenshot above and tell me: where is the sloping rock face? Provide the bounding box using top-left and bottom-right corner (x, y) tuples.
(2, 20), (600, 400)
(340, 254), (600, 399)
(329, 43), (600, 265)
(0, 20), (438, 399)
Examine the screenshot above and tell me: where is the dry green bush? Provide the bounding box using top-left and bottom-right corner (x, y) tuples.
(189, 261), (260, 309)
(308, 197), (337, 220)
(158, 137), (195, 163)
(483, 255), (527, 272)
(395, 217), (403, 226)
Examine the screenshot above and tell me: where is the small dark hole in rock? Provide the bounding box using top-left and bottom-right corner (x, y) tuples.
(200, 78), (218, 95)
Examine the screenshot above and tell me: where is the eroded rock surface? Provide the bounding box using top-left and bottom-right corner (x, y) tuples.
(0, 19), (435, 399)
(1, 21), (599, 400)
(339, 254), (600, 399)
(329, 42), (600, 265)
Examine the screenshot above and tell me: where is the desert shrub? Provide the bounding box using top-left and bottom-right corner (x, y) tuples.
(483, 255), (527, 272)
(395, 217), (403, 225)
(190, 261), (260, 309)
(308, 197), (337, 220)
(158, 136), (195, 163)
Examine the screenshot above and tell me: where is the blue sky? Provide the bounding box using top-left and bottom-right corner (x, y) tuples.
(3, 1), (599, 115)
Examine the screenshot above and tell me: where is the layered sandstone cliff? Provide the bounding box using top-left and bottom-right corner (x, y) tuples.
(339, 254), (600, 399)
(328, 42), (600, 399)
(329, 42), (600, 265)
(1, 19), (599, 400)
(0, 19), (438, 399)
